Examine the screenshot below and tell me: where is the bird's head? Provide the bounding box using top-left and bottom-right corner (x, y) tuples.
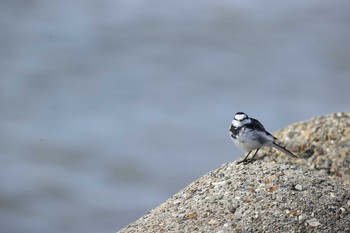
(232, 112), (250, 127)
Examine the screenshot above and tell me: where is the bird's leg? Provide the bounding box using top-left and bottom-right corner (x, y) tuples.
(237, 151), (252, 164)
(249, 148), (260, 162)
(237, 149), (260, 165)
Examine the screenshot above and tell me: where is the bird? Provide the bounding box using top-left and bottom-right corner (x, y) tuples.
(229, 112), (298, 164)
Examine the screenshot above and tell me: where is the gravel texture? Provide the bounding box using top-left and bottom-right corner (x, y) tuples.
(261, 112), (350, 188)
(118, 112), (350, 232)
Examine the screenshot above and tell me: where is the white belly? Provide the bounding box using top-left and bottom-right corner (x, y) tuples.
(232, 137), (261, 152)
(232, 129), (272, 152)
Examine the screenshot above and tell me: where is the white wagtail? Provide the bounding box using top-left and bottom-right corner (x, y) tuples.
(229, 112), (298, 164)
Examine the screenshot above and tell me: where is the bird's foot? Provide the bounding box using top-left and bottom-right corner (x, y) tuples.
(237, 158), (255, 165)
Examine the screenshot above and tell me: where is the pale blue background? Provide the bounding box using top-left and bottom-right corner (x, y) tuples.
(1, 0), (350, 232)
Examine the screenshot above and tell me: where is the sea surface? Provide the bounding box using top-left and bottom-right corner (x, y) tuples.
(1, 0), (350, 232)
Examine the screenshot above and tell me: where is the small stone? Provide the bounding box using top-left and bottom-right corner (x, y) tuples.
(208, 219), (218, 225)
(268, 186), (277, 192)
(339, 207), (346, 214)
(263, 179), (270, 185)
(298, 214), (304, 221)
(288, 209), (297, 217)
(343, 128), (350, 137)
(253, 212), (259, 219)
(186, 212), (197, 220)
(242, 196), (251, 203)
(306, 218), (321, 227)
(267, 175), (276, 181)
(276, 171), (284, 176)
(301, 130), (311, 140)
(295, 184), (303, 191)
(173, 199), (181, 205)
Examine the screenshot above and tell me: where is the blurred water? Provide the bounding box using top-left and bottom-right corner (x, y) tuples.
(1, 0), (350, 232)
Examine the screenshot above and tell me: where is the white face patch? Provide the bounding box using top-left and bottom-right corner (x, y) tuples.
(232, 119), (242, 127)
(234, 113), (247, 121)
(232, 113), (250, 127)
(232, 118), (250, 127)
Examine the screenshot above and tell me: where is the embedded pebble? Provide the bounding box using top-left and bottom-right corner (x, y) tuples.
(295, 184), (303, 191)
(306, 218), (321, 227)
(208, 219), (218, 225)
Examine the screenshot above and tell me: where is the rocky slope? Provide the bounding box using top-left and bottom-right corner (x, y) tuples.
(262, 112), (350, 188)
(118, 112), (350, 233)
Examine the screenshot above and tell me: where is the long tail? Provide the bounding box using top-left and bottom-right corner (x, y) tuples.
(271, 142), (298, 158)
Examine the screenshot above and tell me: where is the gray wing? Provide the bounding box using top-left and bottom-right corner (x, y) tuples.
(248, 118), (277, 140)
